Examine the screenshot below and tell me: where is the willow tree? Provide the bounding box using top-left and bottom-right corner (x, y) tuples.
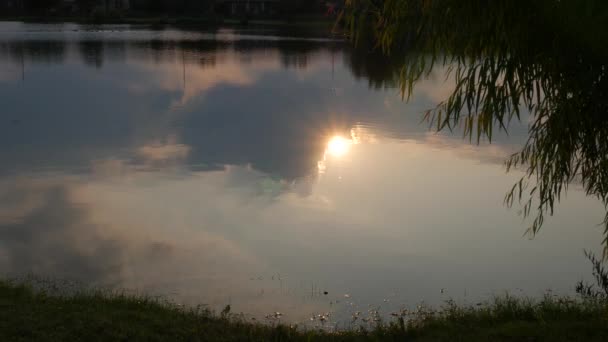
(342, 0), (608, 252)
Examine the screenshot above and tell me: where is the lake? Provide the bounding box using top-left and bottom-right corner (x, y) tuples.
(0, 22), (604, 327)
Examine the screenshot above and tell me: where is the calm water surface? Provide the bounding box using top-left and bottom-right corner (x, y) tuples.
(0, 22), (604, 326)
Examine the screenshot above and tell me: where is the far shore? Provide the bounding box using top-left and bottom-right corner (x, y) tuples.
(0, 15), (337, 28)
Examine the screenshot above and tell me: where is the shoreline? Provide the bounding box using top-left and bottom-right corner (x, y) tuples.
(1, 279), (607, 341)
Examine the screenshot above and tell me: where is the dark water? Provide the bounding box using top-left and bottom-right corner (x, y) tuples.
(0, 22), (604, 327)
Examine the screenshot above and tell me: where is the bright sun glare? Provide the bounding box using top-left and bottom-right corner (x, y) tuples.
(326, 136), (351, 157)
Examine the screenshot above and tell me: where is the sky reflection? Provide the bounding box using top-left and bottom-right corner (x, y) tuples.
(0, 22), (603, 325)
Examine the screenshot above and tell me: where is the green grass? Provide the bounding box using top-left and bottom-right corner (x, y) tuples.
(1, 280), (607, 341)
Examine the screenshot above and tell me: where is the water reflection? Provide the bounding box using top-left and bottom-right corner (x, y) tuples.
(78, 40), (105, 68)
(0, 22), (603, 324)
(326, 136), (352, 158)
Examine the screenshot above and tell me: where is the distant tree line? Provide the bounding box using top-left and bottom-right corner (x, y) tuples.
(2, 0), (333, 17)
(130, 0), (211, 14)
(1, 0), (214, 16)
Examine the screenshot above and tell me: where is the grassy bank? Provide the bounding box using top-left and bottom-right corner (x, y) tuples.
(1, 280), (608, 341)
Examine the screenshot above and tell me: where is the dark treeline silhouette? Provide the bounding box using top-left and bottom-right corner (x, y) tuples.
(0, 0), (335, 19)
(2, 0), (212, 16)
(130, 0), (212, 15)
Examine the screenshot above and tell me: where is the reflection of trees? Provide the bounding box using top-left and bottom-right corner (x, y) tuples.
(1, 41), (67, 65)
(342, 46), (399, 90)
(280, 53), (308, 69)
(78, 40), (105, 69)
(276, 40), (331, 69)
(0, 36), (349, 72)
(127, 38), (342, 71)
(345, 0), (608, 251)
(127, 40), (228, 64)
(103, 41), (127, 63)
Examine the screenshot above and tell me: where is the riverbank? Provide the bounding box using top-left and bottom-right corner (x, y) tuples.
(1, 280), (607, 341)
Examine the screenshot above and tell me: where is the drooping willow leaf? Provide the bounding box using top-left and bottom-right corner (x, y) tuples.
(342, 0), (608, 255)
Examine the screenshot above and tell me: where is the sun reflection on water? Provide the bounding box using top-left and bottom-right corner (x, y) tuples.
(318, 134), (355, 174)
(326, 136), (352, 157)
